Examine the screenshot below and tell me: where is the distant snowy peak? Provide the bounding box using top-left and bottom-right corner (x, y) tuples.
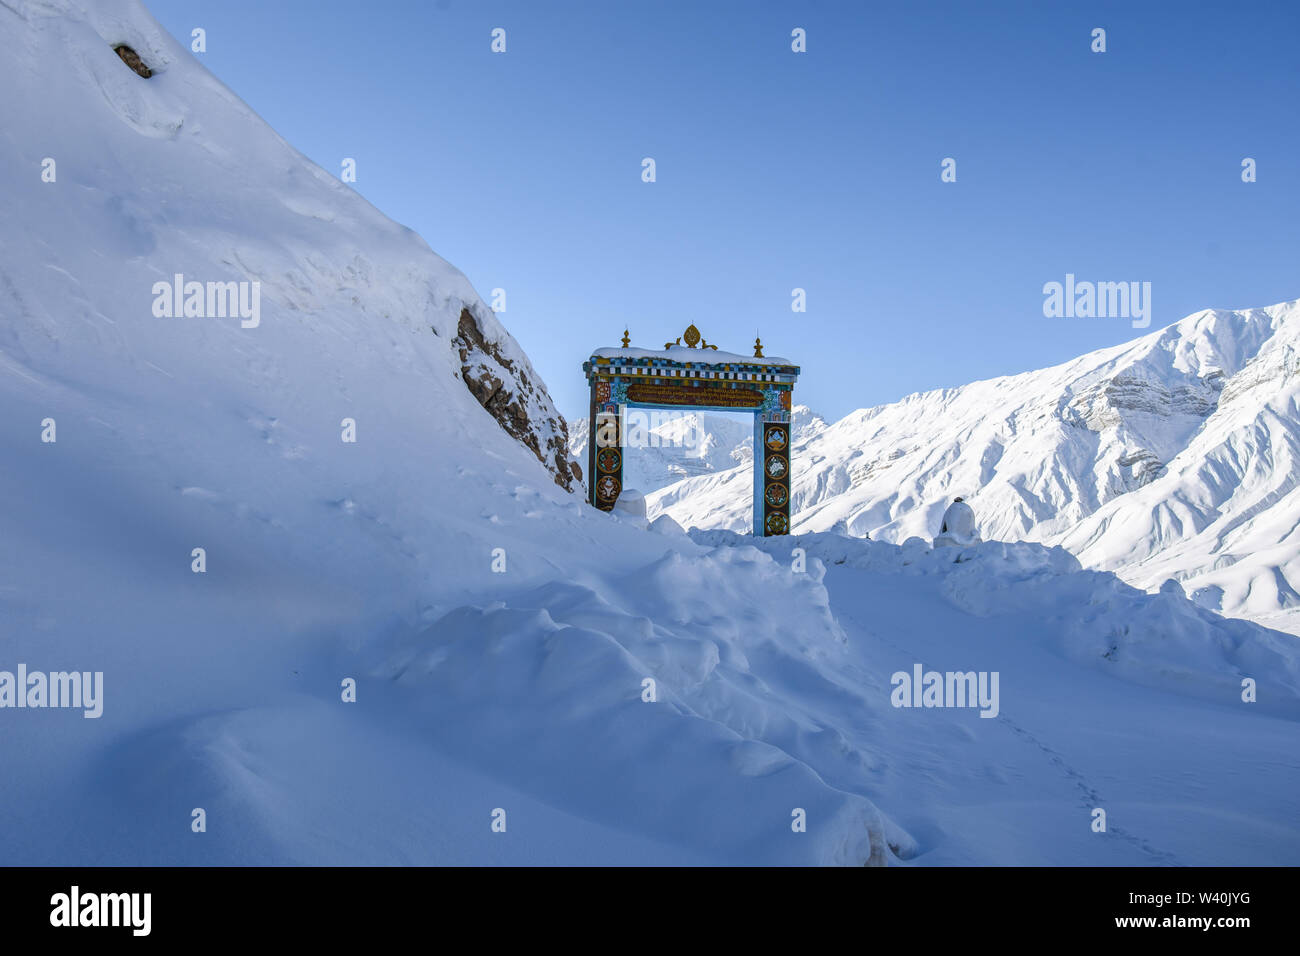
(647, 299), (1300, 634)
(1055, 302), (1300, 626)
(792, 403), (831, 442)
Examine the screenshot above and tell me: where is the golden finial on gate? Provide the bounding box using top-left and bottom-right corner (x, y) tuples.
(754, 334), (764, 358)
(621, 328), (630, 348)
(665, 324), (719, 350)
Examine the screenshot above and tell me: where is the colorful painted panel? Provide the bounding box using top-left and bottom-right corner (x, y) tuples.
(590, 403), (622, 512)
(626, 383), (764, 409)
(762, 422), (791, 537)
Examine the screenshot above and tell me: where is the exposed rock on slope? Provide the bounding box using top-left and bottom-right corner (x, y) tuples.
(455, 308), (573, 490)
(113, 43), (152, 77)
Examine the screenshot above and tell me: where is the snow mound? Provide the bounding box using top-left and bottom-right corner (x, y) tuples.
(370, 545), (909, 865)
(691, 531), (1300, 719)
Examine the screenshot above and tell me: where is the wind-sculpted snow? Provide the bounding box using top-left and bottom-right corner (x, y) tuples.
(368, 547), (909, 865)
(28, 523), (1296, 865)
(691, 531), (1300, 719)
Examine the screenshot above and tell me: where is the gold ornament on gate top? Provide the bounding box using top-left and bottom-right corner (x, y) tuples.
(664, 323), (719, 350)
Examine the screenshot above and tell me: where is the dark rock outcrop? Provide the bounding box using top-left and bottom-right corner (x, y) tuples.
(113, 45), (152, 78)
(453, 308), (574, 490)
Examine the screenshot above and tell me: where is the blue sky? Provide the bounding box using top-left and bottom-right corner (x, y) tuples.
(146, 0), (1300, 423)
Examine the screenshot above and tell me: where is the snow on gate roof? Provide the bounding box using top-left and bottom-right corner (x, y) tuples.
(590, 345), (795, 367)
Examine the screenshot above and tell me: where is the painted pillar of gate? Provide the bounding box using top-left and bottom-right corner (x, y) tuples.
(752, 413), (764, 535)
(590, 379), (623, 511)
(758, 419), (791, 536)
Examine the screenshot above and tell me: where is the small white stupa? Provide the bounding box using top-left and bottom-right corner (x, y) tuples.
(612, 488), (648, 527)
(934, 496), (981, 548)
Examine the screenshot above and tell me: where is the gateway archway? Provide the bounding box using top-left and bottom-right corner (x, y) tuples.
(582, 325), (800, 536)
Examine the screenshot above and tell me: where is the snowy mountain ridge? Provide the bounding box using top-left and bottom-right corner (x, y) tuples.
(648, 300), (1300, 634)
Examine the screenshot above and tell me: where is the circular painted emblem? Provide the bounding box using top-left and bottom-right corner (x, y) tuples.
(597, 447), (621, 474)
(765, 455), (787, 479)
(764, 482), (788, 507)
(765, 512), (789, 535)
(764, 427), (788, 452)
(596, 475), (621, 502)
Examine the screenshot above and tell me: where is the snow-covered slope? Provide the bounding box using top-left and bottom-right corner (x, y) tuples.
(0, 0), (575, 490)
(1055, 312), (1300, 633)
(648, 302), (1300, 634)
(1, 0), (1296, 867)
